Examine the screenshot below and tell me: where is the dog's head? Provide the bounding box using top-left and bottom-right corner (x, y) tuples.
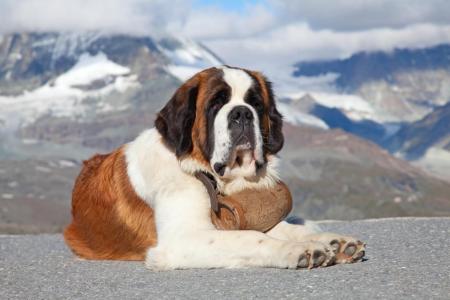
(155, 66), (283, 184)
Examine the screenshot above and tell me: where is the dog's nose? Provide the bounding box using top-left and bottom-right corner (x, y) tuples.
(229, 106), (253, 125)
(214, 163), (226, 176)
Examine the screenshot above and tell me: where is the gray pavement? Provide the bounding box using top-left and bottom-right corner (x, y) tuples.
(1, 218), (449, 299)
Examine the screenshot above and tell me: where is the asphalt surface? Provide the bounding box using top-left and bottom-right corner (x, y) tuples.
(1, 218), (449, 300)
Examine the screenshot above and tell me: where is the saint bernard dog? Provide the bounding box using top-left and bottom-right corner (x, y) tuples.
(64, 66), (365, 270)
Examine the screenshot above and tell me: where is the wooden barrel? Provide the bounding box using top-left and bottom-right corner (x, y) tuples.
(211, 182), (292, 232)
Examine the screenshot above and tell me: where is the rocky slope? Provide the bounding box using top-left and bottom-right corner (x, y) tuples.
(280, 123), (450, 220)
(385, 102), (450, 180)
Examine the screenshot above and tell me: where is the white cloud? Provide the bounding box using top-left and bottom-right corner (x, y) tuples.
(271, 0), (450, 31)
(182, 0), (450, 81)
(181, 4), (276, 40)
(205, 22), (450, 70)
(1, 0), (450, 79)
(0, 0), (189, 35)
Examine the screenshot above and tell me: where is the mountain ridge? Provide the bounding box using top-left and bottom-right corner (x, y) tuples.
(293, 44), (450, 90)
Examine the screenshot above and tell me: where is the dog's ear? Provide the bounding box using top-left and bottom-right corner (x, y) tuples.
(263, 79), (284, 154)
(155, 80), (199, 157)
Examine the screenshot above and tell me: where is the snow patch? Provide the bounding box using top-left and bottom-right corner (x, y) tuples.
(7, 181), (18, 188)
(0, 52), (138, 129)
(159, 37), (222, 81)
(50, 32), (102, 61)
(2, 194), (14, 199)
(413, 147), (450, 181)
(55, 52), (130, 86)
(58, 160), (77, 168)
(286, 91), (376, 122)
(278, 102), (329, 129)
(35, 166), (51, 173)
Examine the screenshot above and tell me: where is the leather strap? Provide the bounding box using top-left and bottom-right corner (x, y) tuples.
(195, 171), (219, 213)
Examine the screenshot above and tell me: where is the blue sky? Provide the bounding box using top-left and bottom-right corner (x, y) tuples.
(194, 0), (268, 12)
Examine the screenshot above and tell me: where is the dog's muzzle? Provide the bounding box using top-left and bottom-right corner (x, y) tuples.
(228, 105), (255, 149)
(213, 105), (261, 177)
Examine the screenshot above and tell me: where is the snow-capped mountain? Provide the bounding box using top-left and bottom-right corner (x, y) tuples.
(0, 32), (221, 158)
(0, 51), (138, 129)
(290, 44), (450, 124)
(0, 32), (221, 133)
(270, 44), (450, 185)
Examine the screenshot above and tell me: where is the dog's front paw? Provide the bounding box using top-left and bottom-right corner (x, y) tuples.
(283, 241), (335, 269)
(145, 248), (172, 271)
(305, 233), (366, 264)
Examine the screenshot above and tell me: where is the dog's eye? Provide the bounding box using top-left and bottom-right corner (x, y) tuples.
(249, 98), (264, 112)
(246, 92), (264, 113)
(211, 102), (223, 112)
(214, 91), (227, 103)
(253, 101), (263, 111)
(209, 91), (227, 112)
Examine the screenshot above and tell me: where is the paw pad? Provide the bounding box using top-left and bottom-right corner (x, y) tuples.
(297, 253), (310, 268)
(344, 243), (357, 256)
(312, 250), (326, 267)
(335, 240), (366, 264)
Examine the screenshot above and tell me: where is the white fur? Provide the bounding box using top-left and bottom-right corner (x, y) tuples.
(211, 67), (264, 179)
(219, 154), (280, 195)
(125, 128), (329, 270)
(180, 154), (280, 195)
(266, 221), (320, 241)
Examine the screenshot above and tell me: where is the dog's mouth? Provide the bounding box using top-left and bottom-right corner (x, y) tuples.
(230, 144), (253, 167)
(213, 136), (265, 178)
(228, 133), (255, 167)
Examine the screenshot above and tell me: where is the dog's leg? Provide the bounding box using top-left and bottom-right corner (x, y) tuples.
(267, 221), (366, 264)
(266, 220), (320, 240)
(144, 189), (335, 270)
(146, 229), (336, 270)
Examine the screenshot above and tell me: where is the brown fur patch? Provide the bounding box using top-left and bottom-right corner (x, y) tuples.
(247, 70), (272, 136)
(64, 148), (157, 261)
(189, 68), (228, 167)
